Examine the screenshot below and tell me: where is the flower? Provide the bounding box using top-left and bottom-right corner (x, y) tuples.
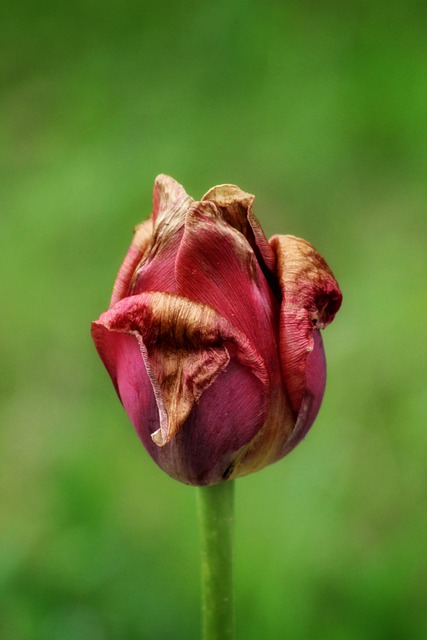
(91, 175), (342, 486)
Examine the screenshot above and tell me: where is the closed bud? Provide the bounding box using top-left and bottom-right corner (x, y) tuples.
(92, 175), (342, 485)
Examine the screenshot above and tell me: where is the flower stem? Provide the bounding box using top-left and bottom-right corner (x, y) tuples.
(197, 480), (235, 640)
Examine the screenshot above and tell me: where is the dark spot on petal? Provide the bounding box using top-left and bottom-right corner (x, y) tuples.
(222, 462), (234, 480)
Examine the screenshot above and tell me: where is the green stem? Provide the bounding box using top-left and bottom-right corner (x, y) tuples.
(197, 480), (235, 640)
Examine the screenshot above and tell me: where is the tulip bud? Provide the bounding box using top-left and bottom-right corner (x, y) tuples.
(92, 175), (342, 485)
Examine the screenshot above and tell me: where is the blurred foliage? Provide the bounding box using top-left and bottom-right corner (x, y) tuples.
(1, 0), (427, 638)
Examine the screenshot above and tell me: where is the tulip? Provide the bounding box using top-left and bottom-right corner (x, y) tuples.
(91, 175), (342, 486)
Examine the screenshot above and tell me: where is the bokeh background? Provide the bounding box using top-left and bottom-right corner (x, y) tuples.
(2, 1), (427, 638)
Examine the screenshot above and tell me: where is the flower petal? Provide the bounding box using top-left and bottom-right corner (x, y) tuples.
(129, 174), (193, 295)
(110, 219), (153, 305)
(269, 234), (342, 424)
(281, 328), (327, 454)
(175, 200), (280, 371)
(91, 292), (269, 484)
(202, 184), (276, 273)
(151, 173), (193, 230)
(172, 356), (268, 484)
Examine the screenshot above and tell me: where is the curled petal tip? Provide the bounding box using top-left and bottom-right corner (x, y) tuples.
(269, 234), (342, 418)
(153, 174), (193, 222)
(151, 428), (165, 447)
(202, 183), (255, 208)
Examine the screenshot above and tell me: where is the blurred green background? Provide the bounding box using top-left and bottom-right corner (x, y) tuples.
(1, 0), (427, 638)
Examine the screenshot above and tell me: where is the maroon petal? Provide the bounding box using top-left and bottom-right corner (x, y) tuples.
(175, 199), (280, 371)
(269, 234), (342, 451)
(91, 292), (269, 484)
(281, 329), (327, 454)
(170, 356), (268, 484)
